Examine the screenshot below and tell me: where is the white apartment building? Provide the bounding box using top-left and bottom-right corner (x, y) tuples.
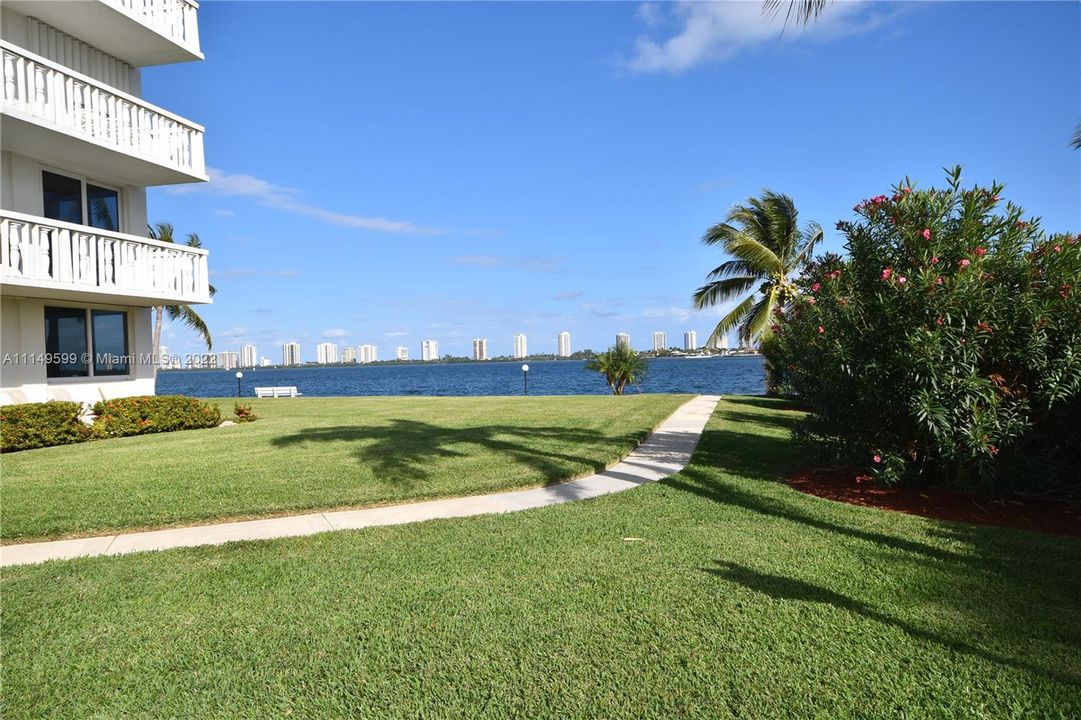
(395, 345), (408, 361)
(0, 0), (208, 405)
(513, 333), (527, 359)
(557, 331), (571, 358)
(616, 333), (631, 351)
(316, 342), (338, 365)
(240, 343), (257, 368)
(472, 337), (488, 361)
(359, 344), (377, 364)
(281, 342), (301, 366)
(421, 339), (438, 362)
(652, 331), (667, 352)
(718, 333), (730, 351)
(684, 330), (698, 351)
(259, 357), (271, 367)
(341, 346), (356, 364)
(217, 350), (238, 370)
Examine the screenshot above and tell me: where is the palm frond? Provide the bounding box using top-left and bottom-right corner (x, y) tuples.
(763, 0), (829, 28)
(693, 276), (758, 310)
(707, 294), (757, 348)
(164, 304), (213, 350)
(149, 222), (175, 243)
(739, 290), (778, 344)
(705, 259), (762, 282)
(1073, 121), (1081, 150)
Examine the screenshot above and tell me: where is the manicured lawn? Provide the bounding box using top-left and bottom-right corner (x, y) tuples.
(0, 395), (688, 541)
(3, 397), (1078, 718)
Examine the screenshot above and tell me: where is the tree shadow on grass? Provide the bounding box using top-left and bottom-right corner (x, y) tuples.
(703, 560), (1081, 688)
(270, 420), (644, 489)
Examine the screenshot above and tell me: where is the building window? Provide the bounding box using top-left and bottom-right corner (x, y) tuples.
(42, 171), (84, 225)
(44, 307), (129, 379)
(44, 306), (89, 378)
(41, 171), (120, 232)
(91, 310), (129, 376)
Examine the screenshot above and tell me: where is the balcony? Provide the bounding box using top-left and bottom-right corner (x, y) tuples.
(3, 0), (202, 66)
(1, 210), (211, 306)
(1, 42), (206, 186)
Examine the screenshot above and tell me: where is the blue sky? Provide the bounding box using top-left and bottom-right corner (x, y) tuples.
(146, 1), (1080, 361)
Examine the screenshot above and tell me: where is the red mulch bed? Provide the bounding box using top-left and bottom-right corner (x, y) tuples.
(788, 467), (1081, 537)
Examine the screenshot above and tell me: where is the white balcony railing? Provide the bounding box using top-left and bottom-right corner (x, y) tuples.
(1, 42), (206, 180)
(105, 0), (201, 55)
(1, 211), (211, 304)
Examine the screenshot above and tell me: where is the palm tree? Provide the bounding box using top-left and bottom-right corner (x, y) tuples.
(586, 345), (648, 395)
(148, 222), (215, 357)
(693, 191), (822, 347)
(1072, 122), (1081, 150)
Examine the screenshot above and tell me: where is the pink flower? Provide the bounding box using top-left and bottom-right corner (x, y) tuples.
(935, 276), (944, 285)
(873, 454), (882, 464)
(991, 195), (1000, 202)
(930, 256), (939, 265)
(897, 276), (907, 285)
(872, 195), (888, 206)
(903, 187), (912, 195)
(828, 270), (841, 280)
(974, 247), (987, 257)
(977, 321), (993, 333)
(959, 259), (971, 268)
(806, 297), (816, 305)
(811, 282), (821, 292)
(881, 267), (893, 280)
(1054, 244), (1062, 253)
(817, 326), (825, 334)
(921, 228), (932, 240)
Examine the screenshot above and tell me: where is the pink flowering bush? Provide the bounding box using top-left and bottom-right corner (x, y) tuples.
(777, 167), (1081, 489)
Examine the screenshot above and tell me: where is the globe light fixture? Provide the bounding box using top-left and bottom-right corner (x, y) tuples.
(235, 371), (244, 398)
(521, 364), (529, 396)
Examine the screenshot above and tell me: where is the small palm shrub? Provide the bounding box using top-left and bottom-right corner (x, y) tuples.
(586, 346), (649, 395)
(777, 167), (1081, 490)
(93, 395), (222, 437)
(0, 401), (91, 452)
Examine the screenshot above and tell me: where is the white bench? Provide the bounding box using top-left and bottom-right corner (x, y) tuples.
(254, 386), (301, 398)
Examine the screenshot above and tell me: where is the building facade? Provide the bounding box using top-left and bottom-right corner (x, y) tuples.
(557, 331), (571, 358)
(316, 342), (338, 365)
(240, 343), (257, 368)
(616, 333), (631, 351)
(421, 339), (438, 362)
(217, 351), (238, 370)
(395, 346), (409, 361)
(513, 333), (527, 359)
(472, 337), (488, 361)
(1, 0), (208, 405)
(282, 342), (301, 366)
(359, 344), (377, 364)
(684, 330), (698, 351)
(652, 332), (667, 351)
(341, 346), (356, 364)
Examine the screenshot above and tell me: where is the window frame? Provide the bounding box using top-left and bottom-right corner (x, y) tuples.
(43, 304), (134, 383)
(40, 167), (123, 234)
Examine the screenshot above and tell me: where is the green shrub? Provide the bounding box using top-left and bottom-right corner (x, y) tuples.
(0, 401), (92, 453)
(92, 395), (222, 438)
(777, 167), (1081, 491)
(233, 402), (258, 423)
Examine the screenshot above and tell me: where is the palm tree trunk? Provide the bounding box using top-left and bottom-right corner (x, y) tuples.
(152, 305), (163, 360)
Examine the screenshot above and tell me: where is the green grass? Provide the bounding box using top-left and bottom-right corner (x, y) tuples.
(3, 396), (1078, 718)
(0, 395), (688, 541)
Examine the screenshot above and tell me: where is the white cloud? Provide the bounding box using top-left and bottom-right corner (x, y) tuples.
(624, 1), (894, 74)
(321, 328), (349, 339)
(173, 168), (442, 236)
(211, 208), (235, 217)
(386, 331), (410, 338)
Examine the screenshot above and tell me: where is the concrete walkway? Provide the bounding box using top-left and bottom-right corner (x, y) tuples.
(1, 395), (721, 567)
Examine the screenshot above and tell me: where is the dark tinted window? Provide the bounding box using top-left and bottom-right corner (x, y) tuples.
(91, 311), (129, 376)
(42, 171), (83, 225)
(44, 307), (88, 378)
(86, 184), (119, 232)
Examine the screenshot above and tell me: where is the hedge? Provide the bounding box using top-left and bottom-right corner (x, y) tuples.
(0, 401), (91, 453)
(1, 396), (223, 452)
(92, 395), (222, 438)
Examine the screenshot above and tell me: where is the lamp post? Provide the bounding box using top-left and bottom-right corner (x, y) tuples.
(521, 364), (529, 396)
(235, 371), (243, 398)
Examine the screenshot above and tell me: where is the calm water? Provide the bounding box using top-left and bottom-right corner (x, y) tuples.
(156, 356), (765, 398)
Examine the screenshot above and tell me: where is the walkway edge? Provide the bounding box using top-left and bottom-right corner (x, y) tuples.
(1, 395), (721, 567)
